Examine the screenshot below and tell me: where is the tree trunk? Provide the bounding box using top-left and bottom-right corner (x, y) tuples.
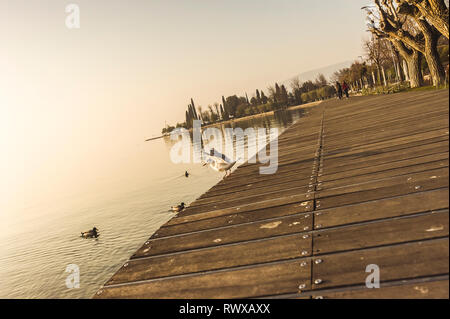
(376, 1), (444, 86)
(381, 66), (387, 86)
(416, 17), (446, 86)
(420, 0), (449, 39)
(423, 32), (446, 86)
(406, 51), (424, 88)
(403, 59), (410, 81)
(377, 66), (382, 85)
(397, 0), (449, 39)
(424, 47), (446, 86)
(391, 39), (424, 88)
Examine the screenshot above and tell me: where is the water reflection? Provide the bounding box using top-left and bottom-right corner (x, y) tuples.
(163, 108), (305, 148)
(0, 107), (307, 299)
(163, 108), (305, 165)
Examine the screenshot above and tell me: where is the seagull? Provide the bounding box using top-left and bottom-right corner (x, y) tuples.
(202, 148), (237, 177)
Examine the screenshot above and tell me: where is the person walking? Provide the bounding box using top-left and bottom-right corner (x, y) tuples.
(335, 81), (343, 99)
(342, 81), (349, 98)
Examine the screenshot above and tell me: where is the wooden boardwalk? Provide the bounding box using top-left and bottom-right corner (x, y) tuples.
(95, 89), (449, 299)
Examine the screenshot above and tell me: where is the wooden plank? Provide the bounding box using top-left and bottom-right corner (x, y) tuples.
(169, 192), (313, 225)
(319, 160), (448, 190)
(180, 185), (312, 215)
(313, 211), (449, 254)
(191, 179), (312, 207)
(306, 279), (449, 299)
(154, 201), (313, 238)
(317, 167), (449, 198)
(205, 158), (315, 189)
(323, 118), (449, 149)
(106, 233), (312, 285)
(323, 105), (448, 133)
(311, 238), (449, 290)
(314, 188), (449, 228)
(320, 156), (448, 185)
(133, 212), (313, 258)
(322, 143), (448, 173)
(95, 259), (311, 299)
(200, 169), (314, 199)
(322, 124), (449, 157)
(323, 128), (449, 160)
(316, 172), (448, 210)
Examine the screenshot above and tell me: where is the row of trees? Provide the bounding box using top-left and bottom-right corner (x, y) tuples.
(162, 0), (449, 133)
(362, 0), (449, 88)
(163, 75), (337, 133)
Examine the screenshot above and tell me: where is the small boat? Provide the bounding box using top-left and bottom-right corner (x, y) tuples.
(81, 227), (99, 238)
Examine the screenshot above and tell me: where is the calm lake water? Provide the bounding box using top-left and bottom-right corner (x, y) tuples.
(0, 108), (306, 298)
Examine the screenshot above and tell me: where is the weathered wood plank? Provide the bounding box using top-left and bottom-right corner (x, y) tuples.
(311, 238), (449, 290)
(134, 212), (313, 258)
(180, 185), (312, 215)
(96, 259), (311, 299)
(106, 233), (312, 285)
(313, 211), (449, 254)
(323, 128), (449, 160)
(318, 167), (448, 197)
(314, 188), (449, 228)
(320, 156), (448, 185)
(307, 279), (449, 299)
(316, 171), (448, 209)
(319, 161), (448, 191)
(322, 143), (448, 173)
(200, 168), (314, 198)
(192, 179), (312, 207)
(323, 123), (448, 156)
(154, 201), (313, 238)
(170, 192), (313, 224)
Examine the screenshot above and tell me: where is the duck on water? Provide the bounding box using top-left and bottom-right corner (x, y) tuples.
(81, 227), (99, 238)
(170, 202), (185, 213)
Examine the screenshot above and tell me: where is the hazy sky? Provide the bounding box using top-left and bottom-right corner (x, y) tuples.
(0, 0), (369, 216)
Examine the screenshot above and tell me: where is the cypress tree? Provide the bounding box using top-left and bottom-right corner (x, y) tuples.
(185, 110), (190, 129)
(275, 83), (281, 97)
(188, 104), (195, 127)
(281, 85), (289, 107)
(191, 98), (198, 120)
(220, 104), (224, 119)
(221, 96), (226, 113)
(261, 91), (268, 104)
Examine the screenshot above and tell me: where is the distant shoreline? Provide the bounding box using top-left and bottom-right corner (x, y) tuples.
(201, 100), (322, 130)
(145, 135), (167, 141)
(148, 100), (323, 141)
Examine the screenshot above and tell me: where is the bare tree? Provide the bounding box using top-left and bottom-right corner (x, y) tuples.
(364, 36), (392, 84)
(289, 77), (302, 92)
(368, 0), (444, 86)
(315, 74), (328, 87)
(392, 38), (424, 86)
(289, 77), (303, 105)
(395, 0), (447, 84)
(398, 0), (449, 39)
